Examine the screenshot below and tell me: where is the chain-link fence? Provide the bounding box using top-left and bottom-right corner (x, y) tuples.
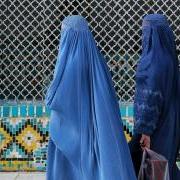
(1, 0), (180, 102)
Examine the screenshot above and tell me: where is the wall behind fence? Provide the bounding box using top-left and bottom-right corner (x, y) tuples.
(1, 0), (180, 102)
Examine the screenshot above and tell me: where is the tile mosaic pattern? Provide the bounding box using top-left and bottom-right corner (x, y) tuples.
(0, 103), (50, 171)
(0, 103), (179, 171)
(120, 104), (134, 142)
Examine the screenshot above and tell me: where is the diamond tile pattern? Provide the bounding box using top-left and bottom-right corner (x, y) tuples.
(0, 103), (179, 171)
(0, 103), (133, 171)
(0, 103), (49, 171)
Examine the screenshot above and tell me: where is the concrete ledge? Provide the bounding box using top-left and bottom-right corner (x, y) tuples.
(0, 172), (45, 180)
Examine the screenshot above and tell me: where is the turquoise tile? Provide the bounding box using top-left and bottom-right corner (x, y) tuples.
(12, 106), (18, 117)
(45, 106), (51, 116)
(121, 118), (126, 125)
(3, 106), (10, 117)
(36, 105), (43, 117)
(129, 125), (133, 133)
(120, 107), (126, 117)
(0, 106), (2, 117)
(29, 104), (34, 116)
(128, 106), (134, 117)
(20, 105), (27, 117)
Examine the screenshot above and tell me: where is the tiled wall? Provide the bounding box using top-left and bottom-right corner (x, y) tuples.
(0, 102), (179, 171)
(0, 103), (49, 171)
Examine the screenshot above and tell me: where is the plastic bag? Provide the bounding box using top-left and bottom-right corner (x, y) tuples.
(138, 148), (170, 180)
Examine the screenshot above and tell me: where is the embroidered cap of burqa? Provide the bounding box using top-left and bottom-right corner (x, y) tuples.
(46, 15), (136, 180)
(134, 14), (180, 179)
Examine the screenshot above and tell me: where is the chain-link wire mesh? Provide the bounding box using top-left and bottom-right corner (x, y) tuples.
(1, 0), (180, 102)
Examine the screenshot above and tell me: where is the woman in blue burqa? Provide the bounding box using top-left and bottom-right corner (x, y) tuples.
(45, 15), (136, 180)
(129, 14), (180, 179)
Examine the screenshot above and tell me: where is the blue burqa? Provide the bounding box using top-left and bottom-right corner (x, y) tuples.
(134, 14), (180, 179)
(46, 15), (136, 180)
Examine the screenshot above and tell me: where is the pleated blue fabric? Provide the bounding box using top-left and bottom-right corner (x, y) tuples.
(134, 14), (180, 180)
(46, 15), (136, 180)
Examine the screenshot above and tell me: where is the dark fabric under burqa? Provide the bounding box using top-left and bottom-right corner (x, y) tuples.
(45, 15), (136, 180)
(130, 14), (180, 179)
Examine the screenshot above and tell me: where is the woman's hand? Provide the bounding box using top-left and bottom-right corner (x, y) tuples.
(140, 134), (150, 149)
